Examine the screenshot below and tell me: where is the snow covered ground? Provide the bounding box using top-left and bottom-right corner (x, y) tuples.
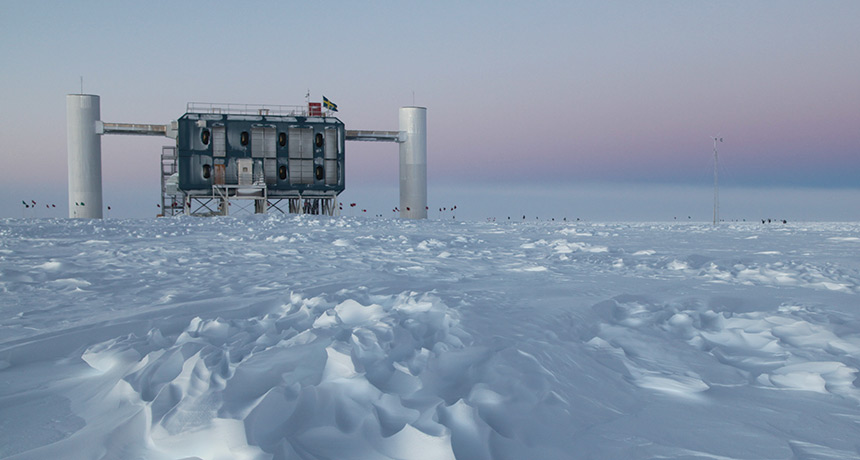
(1, 216), (859, 460)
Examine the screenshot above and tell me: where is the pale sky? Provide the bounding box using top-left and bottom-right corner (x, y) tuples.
(1, 1), (858, 220)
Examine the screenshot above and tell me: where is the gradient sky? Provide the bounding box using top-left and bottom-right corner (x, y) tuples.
(1, 1), (858, 220)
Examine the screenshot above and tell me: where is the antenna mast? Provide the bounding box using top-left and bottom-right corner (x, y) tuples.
(712, 136), (722, 225)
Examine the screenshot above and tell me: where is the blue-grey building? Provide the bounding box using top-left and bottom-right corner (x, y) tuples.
(173, 103), (345, 215)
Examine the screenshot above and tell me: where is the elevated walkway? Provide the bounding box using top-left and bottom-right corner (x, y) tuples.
(346, 130), (403, 142)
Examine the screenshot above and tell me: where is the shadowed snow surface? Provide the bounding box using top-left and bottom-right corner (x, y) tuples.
(1, 216), (859, 459)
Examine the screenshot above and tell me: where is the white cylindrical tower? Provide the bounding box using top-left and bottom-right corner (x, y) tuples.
(399, 106), (427, 219)
(67, 94), (103, 218)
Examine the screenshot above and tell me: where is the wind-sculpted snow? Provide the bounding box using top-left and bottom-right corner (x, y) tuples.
(589, 297), (860, 399)
(1, 216), (859, 459)
(79, 293), (495, 459)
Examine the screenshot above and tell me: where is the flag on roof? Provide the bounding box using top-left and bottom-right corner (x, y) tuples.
(323, 96), (338, 112)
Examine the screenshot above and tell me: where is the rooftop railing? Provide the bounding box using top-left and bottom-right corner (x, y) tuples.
(186, 102), (332, 117)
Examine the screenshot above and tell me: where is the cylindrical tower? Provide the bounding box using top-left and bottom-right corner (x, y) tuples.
(67, 94), (103, 218)
(399, 106), (427, 219)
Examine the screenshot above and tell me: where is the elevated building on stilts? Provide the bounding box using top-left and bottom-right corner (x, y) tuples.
(174, 103), (345, 216)
(66, 95), (427, 219)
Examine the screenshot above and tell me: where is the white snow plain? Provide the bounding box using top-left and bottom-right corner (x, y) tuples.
(1, 216), (859, 460)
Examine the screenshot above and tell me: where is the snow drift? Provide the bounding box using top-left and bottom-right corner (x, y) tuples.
(1, 216), (859, 459)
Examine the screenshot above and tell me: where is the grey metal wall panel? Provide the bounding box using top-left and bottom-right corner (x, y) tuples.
(304, 160), (315, 184)
(288, 128), (313, 160)
(213, 126), (226, 157)
(303, 160), (314, 184)
(251, 127), (276, 158)
(288, 128), (302, 158)
(265, 131), (276, 158)
(251, 129), (262, 158)
(288, 159), (313, 184)
(288, 161), (302, 183)
(325, 160), (338, 185)
(324, 128), (337, 160)
(264, 159), (277, 185)
(302, 129), (313, 159)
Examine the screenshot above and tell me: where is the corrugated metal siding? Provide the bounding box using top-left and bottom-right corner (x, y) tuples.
(324, 128), (338, 160)
(325, 160), (338, 185)
(264, 159), (277, 185)
(288, 128), (314, 184)
(213, 126), (226, 157)
(252, 127), (276, 158)
(289, 160), (314, 184)
(288, 128), (313, 160)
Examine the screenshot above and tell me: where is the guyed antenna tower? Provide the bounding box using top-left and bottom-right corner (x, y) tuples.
(712, 136), (723, 225)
